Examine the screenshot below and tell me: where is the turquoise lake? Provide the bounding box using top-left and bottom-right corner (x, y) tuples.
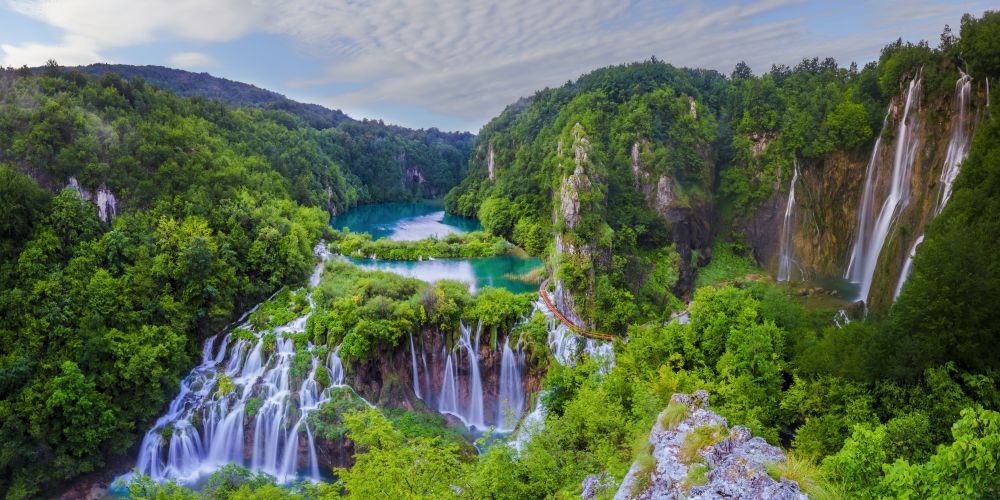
(332, 202), (541, 294)
(331, 201), (482, 241)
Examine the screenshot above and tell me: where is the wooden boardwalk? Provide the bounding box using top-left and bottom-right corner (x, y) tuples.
(539, 279), (614, 341)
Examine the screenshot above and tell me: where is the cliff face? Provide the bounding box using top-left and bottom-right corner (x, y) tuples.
(615, 391), (805, 500)
(348, 325), (545, 424)
(741, 72), (983, 307)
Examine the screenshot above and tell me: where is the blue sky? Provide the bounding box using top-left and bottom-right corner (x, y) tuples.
(1, 0), (992, 132)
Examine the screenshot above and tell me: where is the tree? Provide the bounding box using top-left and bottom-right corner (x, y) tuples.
(335, 408), (463, 498)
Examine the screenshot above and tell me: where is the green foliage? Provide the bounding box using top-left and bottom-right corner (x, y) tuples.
(330, 229), (511, 260)
(335, 407), (463, 498)
(679, 424), (727, 464)
(661, 402), (689, 430)
(307, 387), (368, 441)
(683, 463), (710, 489)
(694, 237), (761, 288)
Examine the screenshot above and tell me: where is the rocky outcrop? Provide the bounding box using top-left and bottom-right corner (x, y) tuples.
(629, 138), (715, 297)
(615, 391), (805, 500)
(67, 176), (118, 222)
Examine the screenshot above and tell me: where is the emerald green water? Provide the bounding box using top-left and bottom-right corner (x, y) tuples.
(332, 201), (482, 241)
(343, 255), (541, 294)
(332, 202), (541, 294)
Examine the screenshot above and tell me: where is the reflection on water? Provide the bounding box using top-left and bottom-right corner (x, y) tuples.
(333, 202), (540, 293)
(343, 255), (542, 294)
(332, 201), (481, 241)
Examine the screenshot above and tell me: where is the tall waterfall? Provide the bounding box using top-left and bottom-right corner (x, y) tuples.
(777, 161), (800, 282)
(894, 71), (974, 299)
(845, 74), (923, 303)
(124, 246), (356, 486)
(936, 70), (973, 215)
(893, 235), (924, 299)
(498, 339), (526, 429)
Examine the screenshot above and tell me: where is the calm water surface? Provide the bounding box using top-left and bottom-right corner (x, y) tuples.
(331, 201), (482, 241)
(332, 202), (541, 293)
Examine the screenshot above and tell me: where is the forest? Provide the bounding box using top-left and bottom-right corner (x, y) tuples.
(0, 8), (998, 500)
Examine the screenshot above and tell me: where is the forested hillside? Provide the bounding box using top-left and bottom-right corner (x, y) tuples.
(1, 8), (999, 500)
(73, 64), (474, 202)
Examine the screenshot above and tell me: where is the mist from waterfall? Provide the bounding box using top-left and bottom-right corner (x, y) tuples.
(777, 161), (800, 282)
(845, 74), (923, 303)
(120, 246), (366, 487)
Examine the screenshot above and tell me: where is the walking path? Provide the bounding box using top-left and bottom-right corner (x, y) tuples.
(538, 279), (614, 341)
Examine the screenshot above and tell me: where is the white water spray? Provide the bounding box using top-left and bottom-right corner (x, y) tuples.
(845, 74), (923, 303)
(777, 162), (800, 282)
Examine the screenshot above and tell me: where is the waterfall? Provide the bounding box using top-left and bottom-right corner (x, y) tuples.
(893, 235), (925, 299)
(409, 332), (422, 400)
(498, 338), (525, 429)
(437, 349), (459, 415)
(776, 161), (800, 282)
(458, 322), (485, 428)
(534, 299), (614, 371)
(936, 71), (973, 215)
(894, 72), (973, 301)
(845, 74), (923, 303)
(416, 319), (530, 432)
(123, 245), (358, 486)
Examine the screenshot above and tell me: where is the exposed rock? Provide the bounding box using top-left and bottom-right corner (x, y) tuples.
(615, 391), (805, 500)
(582, 472), (618, 499)
(352, 326), (544, 422)
(655, 176), (675, 215)
(750, 132), (775, 157)
(67, 176), (118, 223)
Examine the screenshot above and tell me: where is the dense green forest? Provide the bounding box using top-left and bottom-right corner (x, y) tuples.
(1, 9), (999, 500)
(0, 61), (472, 497)
(75, 63), (475, 202)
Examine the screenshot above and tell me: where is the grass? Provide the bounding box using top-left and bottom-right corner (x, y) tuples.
(695, 237), (762, 288)
(683, 463), (710, 490)
(630, 447), (657, 498)
(679, 424), (728, 464)
(660, 402), (689, 430)
(766, 452), (841, 499)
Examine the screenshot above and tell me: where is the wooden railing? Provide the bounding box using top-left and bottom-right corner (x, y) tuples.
(539, 279), (614, 341)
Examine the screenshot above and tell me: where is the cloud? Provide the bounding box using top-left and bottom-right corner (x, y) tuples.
(1, 34), (100, 66)
(2, 0), (988, 128)
(168, 51), (215, 69)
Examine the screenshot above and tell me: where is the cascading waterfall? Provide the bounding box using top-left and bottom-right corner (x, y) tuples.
(498, 338), (526, 429)
(893, 235), (924, 299)
(410, 332), (422, 400)
(845, 74), (923, 303)
(408, 315), (539, 432)
(777, 161), (800, 282)
(457, 322), (486, 428)
(895, 71), (973, 300)
(936, 70), (973, 214)
(123, 245), (357, 486)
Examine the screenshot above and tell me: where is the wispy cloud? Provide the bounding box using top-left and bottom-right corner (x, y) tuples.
(168, 51), (216, 69)
(1, 0), (990, 129)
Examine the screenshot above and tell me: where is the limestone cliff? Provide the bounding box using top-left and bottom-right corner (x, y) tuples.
(614, 391), (805, 500)
(741, 69), (984, 307)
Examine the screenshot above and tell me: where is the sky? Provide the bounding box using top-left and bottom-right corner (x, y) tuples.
(0, 0), (992, 132)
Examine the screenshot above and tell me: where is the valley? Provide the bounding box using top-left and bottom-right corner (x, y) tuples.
(1, 8), (999, 500)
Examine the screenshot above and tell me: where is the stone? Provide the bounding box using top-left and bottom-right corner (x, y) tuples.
(615, 392), (806, 500)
